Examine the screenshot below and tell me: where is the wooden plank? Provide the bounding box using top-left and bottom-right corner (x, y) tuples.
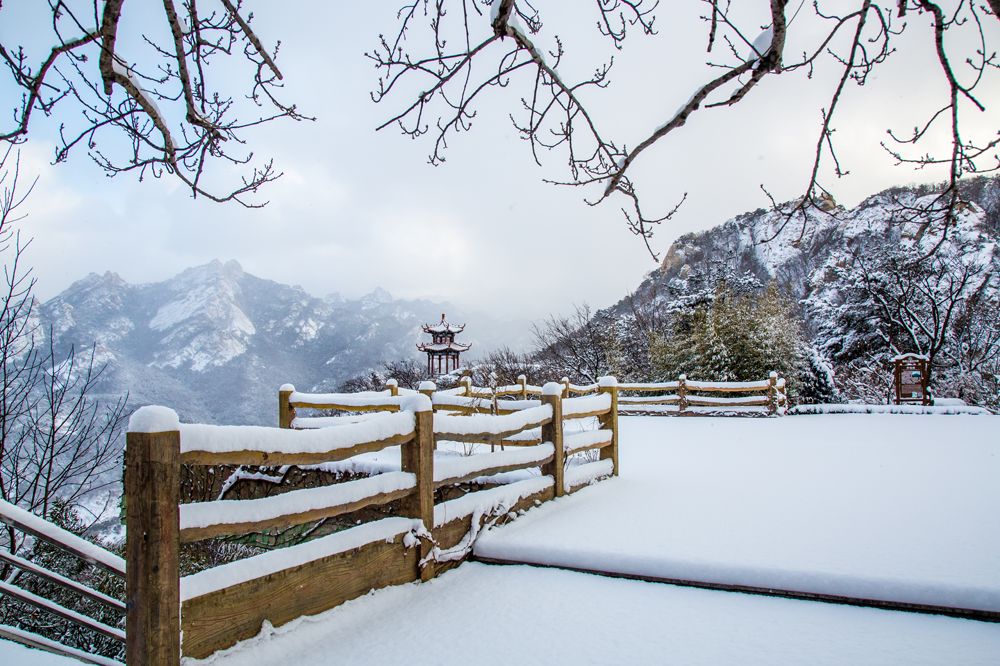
(618, 385), (679, 392)
(0, 549), (125, 612)
(499, 437), (543, 447)
(562, 408), (611, 420)
(685, 397), (769, 407)
(565, 438), (613, 455)
(179, 486), (416, 543)
(565, 473), (613, 494)
(0, 580), (125, 643)
(433, 403), (493, 415)
(181, 533), (419, 659)
(125, 429), (181, 665)
(0, 624), (124, 666)
(433, 414), (552, 444)
(288, 401), (400, 412)
(619, 384), (769, 394)
(180, 431), (414, 466)
(619, 395), (680, 403)
(686, 385), (769, 394)
(0, 505), (125, 578)
(540, 393), (565, 497)
(434, 454), (554, 489)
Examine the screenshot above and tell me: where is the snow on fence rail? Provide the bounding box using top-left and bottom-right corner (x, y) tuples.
(0, 499), (126, 665)
(280, 372), (786, 424)
(123, 379), (619, 662)
(618, 372), (788, 415)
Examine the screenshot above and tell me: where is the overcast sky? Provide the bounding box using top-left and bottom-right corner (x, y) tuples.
(4, 2), (998, 319)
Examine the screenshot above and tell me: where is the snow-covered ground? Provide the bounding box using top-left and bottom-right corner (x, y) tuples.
(187, 413), (999, 663)
(476, 415), (1000, 611)
(194, 563), (1000, 665)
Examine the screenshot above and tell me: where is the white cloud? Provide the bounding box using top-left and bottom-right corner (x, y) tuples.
(6, 2), (997, 321)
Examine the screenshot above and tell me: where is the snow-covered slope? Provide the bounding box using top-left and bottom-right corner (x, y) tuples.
(40, 260), (531, 425)
(607, 179), (1000, 355)
(625, 177), (1000, 310)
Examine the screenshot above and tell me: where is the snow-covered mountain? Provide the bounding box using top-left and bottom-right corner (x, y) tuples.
(598, 176), (1000, 403)
(613, 177), (1000, 320)
(41, 260), (532, 425)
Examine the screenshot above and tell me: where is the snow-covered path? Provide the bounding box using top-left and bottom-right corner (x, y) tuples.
(475, 415), (1000, 612)
(194, 562), (1000, 665)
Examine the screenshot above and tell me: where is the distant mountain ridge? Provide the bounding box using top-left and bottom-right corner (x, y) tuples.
(608, 177), (1000, 319)
(595, 176), (1000, 404)
(41, 260), (532, 425)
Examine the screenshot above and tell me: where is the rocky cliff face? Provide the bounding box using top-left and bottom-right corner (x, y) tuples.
(610, 177), (1000, 326)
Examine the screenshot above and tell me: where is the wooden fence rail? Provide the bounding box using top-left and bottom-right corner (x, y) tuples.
(0, 499), (126, 666)
(618, 372), (788, 415)
(283, 371), (783, 422)
(125, 379), (619, 662)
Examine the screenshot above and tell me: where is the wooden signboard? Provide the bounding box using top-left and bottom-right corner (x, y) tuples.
(892, 354), (930, 405)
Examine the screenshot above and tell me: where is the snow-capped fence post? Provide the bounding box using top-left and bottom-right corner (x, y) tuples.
(278, 383), (295, 429)
(386, 378), (399, 397)
(518, 374), (527, 400)
(561, 377), (570, 398)
(460, 375), (472, 396)
(677, 375), (689, 413)
(401, 395), (435, 581)
(767, 372), (778, 415)
(540, 383), (565, 497)
(419, 380), (436, 415)
(125, 407), (182, 665)
(598, 377), (619, 476)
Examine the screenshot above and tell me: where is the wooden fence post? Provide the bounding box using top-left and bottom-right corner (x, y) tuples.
(540, 383), (565, 497)
(400, 395), (435, 581)
(460, 375), (472, 397)
(768, 371), (778, 415)
(126, 407), (181, 665)
(518, 374), (527, 400)
(385, 378), (399, 397)
(677, 374), (688, 414)
(561, 377), (570, 398)
(279, 383), (295, 429)
(598, 377), (619, 476)
(419, 381), (436, 411)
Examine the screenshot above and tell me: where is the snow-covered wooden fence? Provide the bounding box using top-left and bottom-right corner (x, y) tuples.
(618, 372), (788, 415)
(0, 499), (125, 666)
(125, 380), (618, 662)
(282, 371), (784, 422)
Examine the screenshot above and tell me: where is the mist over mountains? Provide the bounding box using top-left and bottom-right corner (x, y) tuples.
(40, 260), (533, 425)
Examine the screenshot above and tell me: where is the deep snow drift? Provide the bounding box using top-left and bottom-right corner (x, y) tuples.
(475, 415), (1000, 611)
(192, 563), (1000, 666)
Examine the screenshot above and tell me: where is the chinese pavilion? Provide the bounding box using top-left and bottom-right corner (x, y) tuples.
(418, 313), (471, 376)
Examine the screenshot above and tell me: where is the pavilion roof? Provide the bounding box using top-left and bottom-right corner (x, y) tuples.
(417, 341), (472, 353)
(422, 313), (465, 334)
